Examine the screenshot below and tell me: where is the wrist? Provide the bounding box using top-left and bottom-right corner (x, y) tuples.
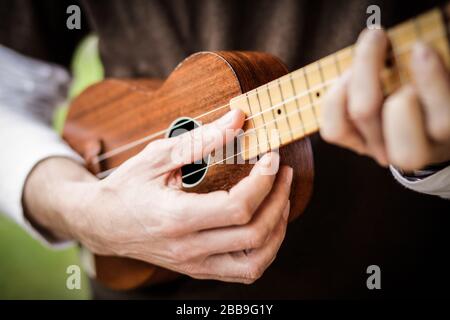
(23, 156), (97, 242)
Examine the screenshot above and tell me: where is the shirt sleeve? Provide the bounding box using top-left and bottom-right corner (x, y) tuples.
(0, 45), (83, 248)
(390, 165), (450, 200)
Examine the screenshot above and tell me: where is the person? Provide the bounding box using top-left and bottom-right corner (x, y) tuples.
(0, 0), (449, 299)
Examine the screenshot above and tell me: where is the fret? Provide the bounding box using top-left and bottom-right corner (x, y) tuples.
(388, 19), (421, 84)
(317, 60), (326, 84)
(419, 8), (444, 37)
(229, 94), (258, 160)
(290, 69), (318, 135)
(388, 40), (407, 84)
(412, 17), (423, 38)
(276, 78), (295, 140)
(321, 54), (341, 80)
(302, 65), (320, 128)
(388, 19), (418, 48)
(431, 35), (450, 68)
(257, 88), (274, 150)
(246, 91), (269, 154)
(288, 73), (306, 135)
(278, 75), (305, 140)
(265, 80), (293, 144)
(334, 46), (353, 71)
(385, 8), (449, 92)
(257, 85), (282, 149)
(333, 53), (342, 75)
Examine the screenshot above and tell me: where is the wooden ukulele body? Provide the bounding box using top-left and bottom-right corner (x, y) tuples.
(63, 51), (314, 290)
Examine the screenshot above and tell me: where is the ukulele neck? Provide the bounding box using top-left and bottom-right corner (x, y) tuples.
(230, 7), (450, 161)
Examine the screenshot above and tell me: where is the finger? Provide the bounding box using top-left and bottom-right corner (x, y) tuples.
(158, 152), (280, 235)
(142, 109), (245, 174)
(179, 165), (292, 258)
(348, 29), (389, 165)
(383, 85), (432, 171)
(194, 201), (289, 284)
(411, 42), (450, 142)
(320, 71), (366, 154)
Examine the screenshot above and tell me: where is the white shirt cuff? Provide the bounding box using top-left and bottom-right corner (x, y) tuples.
(390, 165), (450, 200)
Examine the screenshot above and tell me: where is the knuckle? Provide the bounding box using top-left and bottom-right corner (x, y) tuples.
(245, 263), (264, 283)
(320, 124), (346, 143)
(157, 220), (184, 238)
(145, 138), (168, 153)
(421, 50), (442, 76)
(169, 242), (193, 262)
(349, 98), (381, 122)
(383, 92), (404, 116)
(400, 88), (417, 107)
(356, 29), (386, 56)
(390, 147), (429, 171)
(384, 92), (414, 120)
(230, 199), (253, 225)
(429, 117), (450, 141)
(247, 227), (268, 249)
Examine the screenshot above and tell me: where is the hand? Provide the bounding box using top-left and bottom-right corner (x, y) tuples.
(320, 29), (450, 171)
(24, 110), (293, 284)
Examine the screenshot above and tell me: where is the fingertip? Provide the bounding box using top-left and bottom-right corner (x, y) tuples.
(279, 165), (293, 187)
(218, 109), (245, 130)
(230, 109), (246, 130)
(411, 42), (444, 83)
(358, 28), (387, 47)
(412, 41), (433, 62)
(287, 166), (293, 184)
(368, 28), (387, 41)
(252, 152), (280, 176)
(341, 69), (352, 82)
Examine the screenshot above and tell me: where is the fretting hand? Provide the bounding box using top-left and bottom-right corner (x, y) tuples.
(321, 29), (450, 171)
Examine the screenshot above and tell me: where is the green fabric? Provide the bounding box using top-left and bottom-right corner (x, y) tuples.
(0, 35), (103, 299)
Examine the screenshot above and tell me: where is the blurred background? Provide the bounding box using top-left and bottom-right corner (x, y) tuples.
(0, 214), (90, 299)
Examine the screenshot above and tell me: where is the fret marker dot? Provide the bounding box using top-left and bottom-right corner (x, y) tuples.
(316, 92), (320, 98)
(277, 109), (281, 115)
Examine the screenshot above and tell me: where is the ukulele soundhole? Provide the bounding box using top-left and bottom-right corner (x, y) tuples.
(167, 117), (210, 188)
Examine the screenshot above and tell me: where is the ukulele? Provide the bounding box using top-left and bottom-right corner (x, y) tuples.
(63, 5), (450, 290)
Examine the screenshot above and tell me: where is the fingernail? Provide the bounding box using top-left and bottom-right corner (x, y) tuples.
(368, 28), (383, 39)
(218, 110), (238, 126)
(360, 28), (384, 44)
(286, 166), (293, 186)
(283, 200), (291, 220)
(413, 42), (432, 61)
(256, 152), (280, 176)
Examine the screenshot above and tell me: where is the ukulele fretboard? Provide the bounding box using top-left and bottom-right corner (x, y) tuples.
(230, 8), (450, 160)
